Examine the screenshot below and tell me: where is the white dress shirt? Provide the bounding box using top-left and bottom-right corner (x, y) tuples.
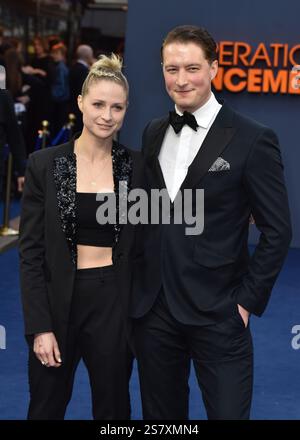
(158, 92), (222, 201)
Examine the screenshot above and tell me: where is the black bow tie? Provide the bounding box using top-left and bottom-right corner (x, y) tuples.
(169, 110), (199, 134)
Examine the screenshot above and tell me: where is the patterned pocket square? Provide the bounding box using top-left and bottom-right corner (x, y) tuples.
(208, 157), (230, 172)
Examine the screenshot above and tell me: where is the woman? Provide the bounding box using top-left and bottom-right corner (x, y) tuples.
(19, 54), (142, 420)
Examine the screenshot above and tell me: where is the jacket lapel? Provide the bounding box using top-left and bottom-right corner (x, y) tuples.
(180, 103), (237, 192)
(144, 104), (237, 194)
(53, 139), (133, 266)
(53, 149), (77, 267)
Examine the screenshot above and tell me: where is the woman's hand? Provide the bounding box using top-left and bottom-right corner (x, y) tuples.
(33, 332), (62, 368)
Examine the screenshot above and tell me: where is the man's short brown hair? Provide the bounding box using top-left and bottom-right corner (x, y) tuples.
(161, 25), (217, 64)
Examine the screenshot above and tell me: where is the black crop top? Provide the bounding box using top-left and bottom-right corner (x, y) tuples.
(76, 192), (115, 247)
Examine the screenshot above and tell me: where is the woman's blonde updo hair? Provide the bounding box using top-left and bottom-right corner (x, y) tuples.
(81, 53), (129, 99)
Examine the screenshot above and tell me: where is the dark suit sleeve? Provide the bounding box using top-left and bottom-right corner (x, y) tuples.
(236, 128), (292, 316)
(141, 122), (151, 155)
(2, 90), (27, 175)
(19, 153), (53, 335)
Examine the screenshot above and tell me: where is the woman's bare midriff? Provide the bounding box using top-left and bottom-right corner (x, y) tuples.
(77, 245), (113, 269)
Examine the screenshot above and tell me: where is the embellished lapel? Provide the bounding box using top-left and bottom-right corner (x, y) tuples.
(180, 103), (237, 192)
(53, 138), (133, 266)
(53, 150), (77, 267)
(112, 140), (133, 247)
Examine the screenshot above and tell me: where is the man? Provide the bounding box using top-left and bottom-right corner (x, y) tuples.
(130, 25), (292, 420)
(69, 45), (94, 133)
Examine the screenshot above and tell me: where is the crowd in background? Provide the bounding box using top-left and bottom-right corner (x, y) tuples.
(0, 25), (122, 201)
(0, 26), (116, 156)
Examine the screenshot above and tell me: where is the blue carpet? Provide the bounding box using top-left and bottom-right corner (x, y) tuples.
(0, 200), (21, 222)
(0, 246), (299, 419)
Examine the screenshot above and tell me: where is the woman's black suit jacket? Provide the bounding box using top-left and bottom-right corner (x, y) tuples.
(19, 138), (144, 358)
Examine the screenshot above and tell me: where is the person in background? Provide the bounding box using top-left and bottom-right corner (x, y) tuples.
(0, 88), (26, 194)
(3, 40), (26, 104)
(50, 42), (69, 137)
(69, 44), (94, 133)
(19, 37), (54, 152)
(47, 35), (62, 52)
(3, 38), (42, 154)
(0, 26), (6, 67)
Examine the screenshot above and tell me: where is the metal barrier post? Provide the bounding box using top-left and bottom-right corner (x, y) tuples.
(41, 120), (50, 149)
(0, 152), (18, 236)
